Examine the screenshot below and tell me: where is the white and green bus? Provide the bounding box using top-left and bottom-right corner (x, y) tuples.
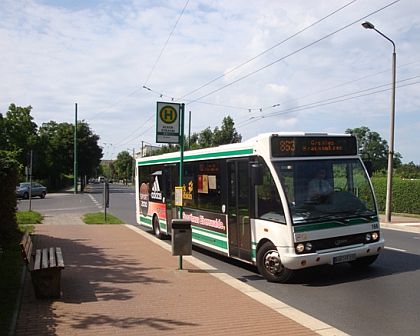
(135, 132), (384, 282)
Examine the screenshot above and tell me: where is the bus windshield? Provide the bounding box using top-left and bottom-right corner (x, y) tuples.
(272, 159), (377, 225)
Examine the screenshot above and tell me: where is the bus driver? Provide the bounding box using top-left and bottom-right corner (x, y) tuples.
(308, 168), (333, 200)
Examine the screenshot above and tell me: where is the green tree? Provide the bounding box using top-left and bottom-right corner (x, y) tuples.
(0, 151), (20, 244)
(212, 116), (242, 146)
(77, 122), (103, 188)
(38, 121), (102, 189)
(345, 126), (402, 172)
(395, 161), (420, 179)
(114, 151), (133, 184)
(148, 116), (242, 156)
(0, 114), (6, 150)
(2, 104), (38, 167)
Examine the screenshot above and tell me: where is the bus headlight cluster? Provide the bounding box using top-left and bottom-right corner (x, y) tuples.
(295, 242), (313, 254)
(365, 231), (380, 243)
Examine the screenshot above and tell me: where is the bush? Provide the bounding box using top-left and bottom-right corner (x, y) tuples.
(372, 177), (420, 215)
(0, 151), (20, 246)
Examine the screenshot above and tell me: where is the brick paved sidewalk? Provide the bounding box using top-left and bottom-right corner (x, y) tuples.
(15, 224), (318, 336)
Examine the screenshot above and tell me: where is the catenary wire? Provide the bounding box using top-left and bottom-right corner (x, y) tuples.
(143, 0), (190, 87)
(185, 0), (400, 105)
(179, 0), (358, 99)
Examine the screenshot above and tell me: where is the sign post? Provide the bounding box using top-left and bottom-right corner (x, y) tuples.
(156, 102), (185, 270)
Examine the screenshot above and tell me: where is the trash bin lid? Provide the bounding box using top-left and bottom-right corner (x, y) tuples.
(171, 219), (191, 229)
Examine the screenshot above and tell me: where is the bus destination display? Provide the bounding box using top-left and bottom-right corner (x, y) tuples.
(271, 136), (357, 157)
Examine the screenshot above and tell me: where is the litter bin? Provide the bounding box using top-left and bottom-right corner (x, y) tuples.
(171, 219), (192, 256)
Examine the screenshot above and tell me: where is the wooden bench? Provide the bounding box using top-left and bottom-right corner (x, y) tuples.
(20, 232), (65, 299)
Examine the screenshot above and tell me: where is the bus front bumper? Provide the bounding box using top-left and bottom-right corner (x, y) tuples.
(280, 239), (385, 270)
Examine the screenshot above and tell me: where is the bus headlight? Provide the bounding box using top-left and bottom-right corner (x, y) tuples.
(296, 244), (305, 253)
(295, 242), (313, 254)
(365, 233), (372, 242)
(371, 232), (379, 241)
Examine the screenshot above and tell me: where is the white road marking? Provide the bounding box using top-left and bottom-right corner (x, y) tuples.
(385, 246), (407, 252)
(125, 224), (349, 336)
(88, 194), (102, 209)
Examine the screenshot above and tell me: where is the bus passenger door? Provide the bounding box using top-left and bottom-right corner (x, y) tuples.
(227, 160), (252, 261)
(163, 164), (177, 233)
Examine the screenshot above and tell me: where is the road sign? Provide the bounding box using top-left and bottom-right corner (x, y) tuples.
(156, 102), (181, 143)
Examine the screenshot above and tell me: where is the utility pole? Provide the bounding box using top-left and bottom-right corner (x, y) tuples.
(74, 103), (78, 194)
(29, 149), (33, 211)
(132, 148), (135, 184)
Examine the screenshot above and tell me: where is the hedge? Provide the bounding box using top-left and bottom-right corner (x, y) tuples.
(371, 177), (420, 215)
(0, 151), (19, 246)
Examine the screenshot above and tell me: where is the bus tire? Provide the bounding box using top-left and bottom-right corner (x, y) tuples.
(257, 242), (294, 283)
(350, 255), (379, 268)
(153, 215), (164, 239)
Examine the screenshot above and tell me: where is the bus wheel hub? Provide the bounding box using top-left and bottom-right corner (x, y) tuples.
(264, 250), (282, 274)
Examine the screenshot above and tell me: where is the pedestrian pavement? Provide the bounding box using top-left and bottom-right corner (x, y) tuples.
(380, 214), (420, 233)
(15, 218), (343, 336)
(14, 211), (419, 336)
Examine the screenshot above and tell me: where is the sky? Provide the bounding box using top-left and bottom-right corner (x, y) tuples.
(1, 0), (419, 163)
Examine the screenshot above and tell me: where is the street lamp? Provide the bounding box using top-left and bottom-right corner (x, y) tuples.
(362, 21), (396, 223)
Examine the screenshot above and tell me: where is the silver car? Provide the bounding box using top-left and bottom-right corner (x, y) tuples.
(16, 182), (47, 199)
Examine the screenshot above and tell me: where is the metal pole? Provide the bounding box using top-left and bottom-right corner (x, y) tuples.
(188, 110), (191, 149)
(74, 103), (78, 194)
(385, 50), (396, 223)
(132, 148), (135, 184)
(362, 22), (396, 223)
(29, 150), (33, 212)
(178, 103), (185, 270)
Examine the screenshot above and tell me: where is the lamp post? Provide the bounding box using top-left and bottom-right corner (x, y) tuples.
(362, 21), (396, 223)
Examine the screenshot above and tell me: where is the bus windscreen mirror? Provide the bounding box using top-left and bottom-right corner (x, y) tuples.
(363, 160), (373, 177)
(251, 164), (263, 185)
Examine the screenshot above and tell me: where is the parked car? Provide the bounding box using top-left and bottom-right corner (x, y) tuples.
(16, 182), (47, 199)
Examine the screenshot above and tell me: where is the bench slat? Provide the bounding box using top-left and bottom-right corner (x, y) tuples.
(34, 249), (42, 270)
(42, 249), (49, 269)
(20, 232), (33, 265)
(55, 247), (65, 268)
(49, 247), (57, 267)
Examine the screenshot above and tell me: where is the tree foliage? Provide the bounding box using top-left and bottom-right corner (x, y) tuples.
(395, 161), (420, 179)
(1, 104), (38, 165)
(1, 104), (102, 190)
(345, 126), (402, 172)
(0, 151), (20, 244)
(113, 151), (133, 183)
(149, 115), (242, 156)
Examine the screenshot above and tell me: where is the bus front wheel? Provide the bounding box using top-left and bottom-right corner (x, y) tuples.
(257, 242), (294, 283)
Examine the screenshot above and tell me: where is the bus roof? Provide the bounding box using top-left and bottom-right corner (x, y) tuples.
(136, 132), (353, 165)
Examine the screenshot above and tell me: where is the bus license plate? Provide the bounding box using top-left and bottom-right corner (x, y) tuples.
(333, 254), (356, 264)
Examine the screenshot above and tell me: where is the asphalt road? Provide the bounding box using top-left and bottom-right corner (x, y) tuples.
(19, 184), (420, 336)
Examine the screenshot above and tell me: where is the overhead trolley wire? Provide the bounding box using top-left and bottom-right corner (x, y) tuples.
(179, 0), (358, 100)
(143, 0), (190, 87)
(237, 77), (420, 127)
(185, 0), (400, 105)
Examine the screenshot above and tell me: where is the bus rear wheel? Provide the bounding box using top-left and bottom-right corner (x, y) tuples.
(153, 216), (164, 239)
(257, 242), (294, 283)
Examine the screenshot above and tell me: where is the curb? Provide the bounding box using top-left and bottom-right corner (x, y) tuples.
(125, 224), (348, 336)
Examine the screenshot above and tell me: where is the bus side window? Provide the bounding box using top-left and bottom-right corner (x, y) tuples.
(256, 163), (285, 224)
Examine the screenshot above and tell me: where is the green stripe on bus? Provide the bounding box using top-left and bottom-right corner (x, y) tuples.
(293, 218), (371, 233)
(192, 225), (227, 238)
(192, 231), (228, 250)
(140, 215), (152, 226)
(160, 220), (167, 230)
(138, 148), (253, 166)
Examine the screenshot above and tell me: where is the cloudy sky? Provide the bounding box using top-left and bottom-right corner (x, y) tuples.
(1, 0), (419, 163)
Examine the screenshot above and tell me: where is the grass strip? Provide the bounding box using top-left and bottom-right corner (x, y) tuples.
(83, 212), (124, 224)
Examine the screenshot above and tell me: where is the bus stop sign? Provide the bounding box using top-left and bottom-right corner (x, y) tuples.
(156, 102), (181, 144)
